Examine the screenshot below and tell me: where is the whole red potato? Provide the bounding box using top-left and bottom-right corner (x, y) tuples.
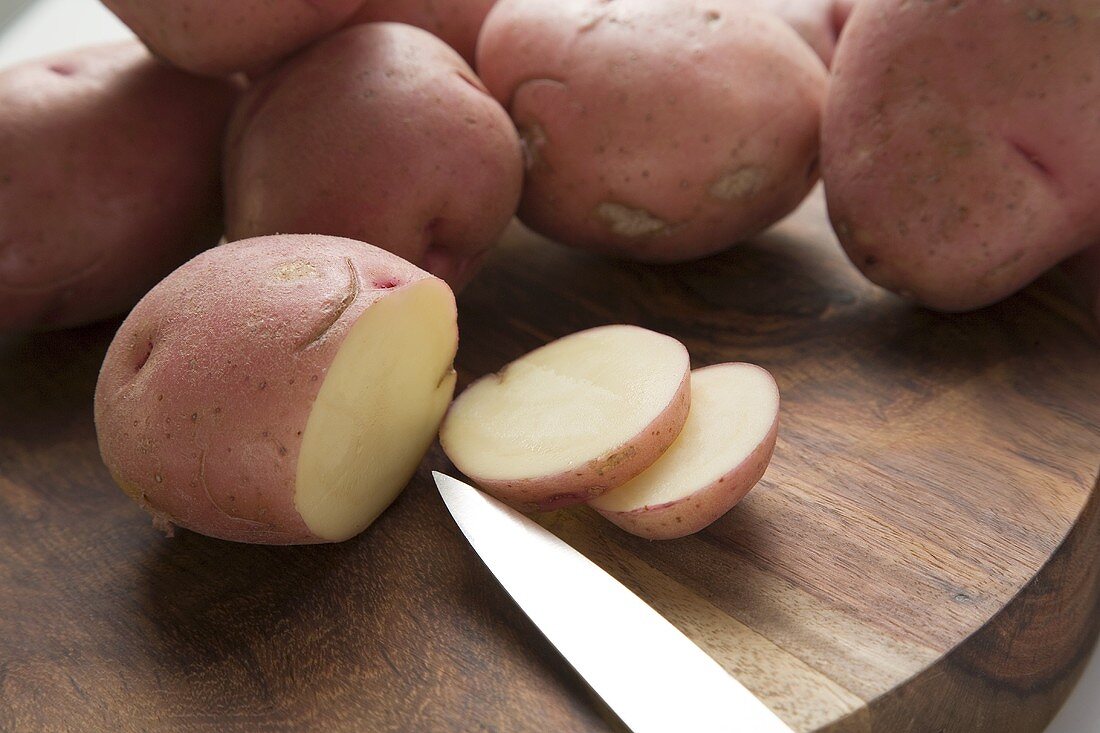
(0, 42), (236, 333)
(477, 0), (825, 263)
(100, 0), (363, 76)
(822, 0), (1100, 311)
(224, 23), (523, 289)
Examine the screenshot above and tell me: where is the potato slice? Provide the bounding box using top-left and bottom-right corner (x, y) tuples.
(440, 325), (690, 511)
(589, 363), (779, 539)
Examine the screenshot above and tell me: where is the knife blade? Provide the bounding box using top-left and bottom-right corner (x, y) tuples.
(433, 471), (794, 733)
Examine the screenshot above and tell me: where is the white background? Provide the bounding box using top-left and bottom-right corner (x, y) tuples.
(0, 0), (1097, 730)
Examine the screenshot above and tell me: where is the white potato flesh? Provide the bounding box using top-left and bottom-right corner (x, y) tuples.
(439, 325), (690, 507)
(296, 279), (458, 541)
(590, 362), (779, 538)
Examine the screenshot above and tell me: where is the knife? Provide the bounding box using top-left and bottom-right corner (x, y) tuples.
(433, 471), (795, 733)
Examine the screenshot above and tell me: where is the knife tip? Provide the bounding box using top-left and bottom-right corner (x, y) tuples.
(432, 470), (460, 498)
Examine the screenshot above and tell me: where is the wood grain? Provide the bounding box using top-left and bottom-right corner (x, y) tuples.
(1, 190), (1098, 732)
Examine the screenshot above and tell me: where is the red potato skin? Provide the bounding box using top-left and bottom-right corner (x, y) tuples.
(477, 0), (825, 263)
(595, 415), (778, 541)
(224, 23), (523, 290)
(94, 235), (447, 544)
(100, 0), (363, 77)
(347, 0), (497, 65)
(0, 42), (237, 333)
(822, 0), (1100, 312)
(471, 369), (691, 513)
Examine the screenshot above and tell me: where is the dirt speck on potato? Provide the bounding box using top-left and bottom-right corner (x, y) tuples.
(709, 165), (765, 200)
(273, 260), (317, 281)
(592, 444), (638, 476)
(595, 202), (670, 237)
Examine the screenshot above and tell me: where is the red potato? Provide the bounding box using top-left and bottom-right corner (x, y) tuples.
(477, 0), (825, 263)
(439, 325), (691, 512)
(347, 0), (497, 64)
(822, 0), (1100, 312)
(95, 235), (459, 545)
(589, 363), (779, 540)
(0, 42), (236, 333)
(100, 0), (363, 77)
(225, 23), (523, 289)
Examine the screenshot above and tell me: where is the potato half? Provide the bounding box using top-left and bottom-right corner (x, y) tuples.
(94, 235), (458, 544)
(440, 325), (690, 511)
(589, 363), (779, 540)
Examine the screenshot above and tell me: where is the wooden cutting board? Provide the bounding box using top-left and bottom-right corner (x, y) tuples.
(1, 191), (1098, 733)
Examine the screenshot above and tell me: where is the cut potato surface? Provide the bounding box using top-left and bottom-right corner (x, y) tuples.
(297, 279), (457, 541)
(440, 325), (690, 511)
(590, 363), (779, 540)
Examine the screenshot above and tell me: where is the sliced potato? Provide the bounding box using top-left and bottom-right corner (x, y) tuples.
(440, 325), (690, 511)
(589, 363), (779, 540)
